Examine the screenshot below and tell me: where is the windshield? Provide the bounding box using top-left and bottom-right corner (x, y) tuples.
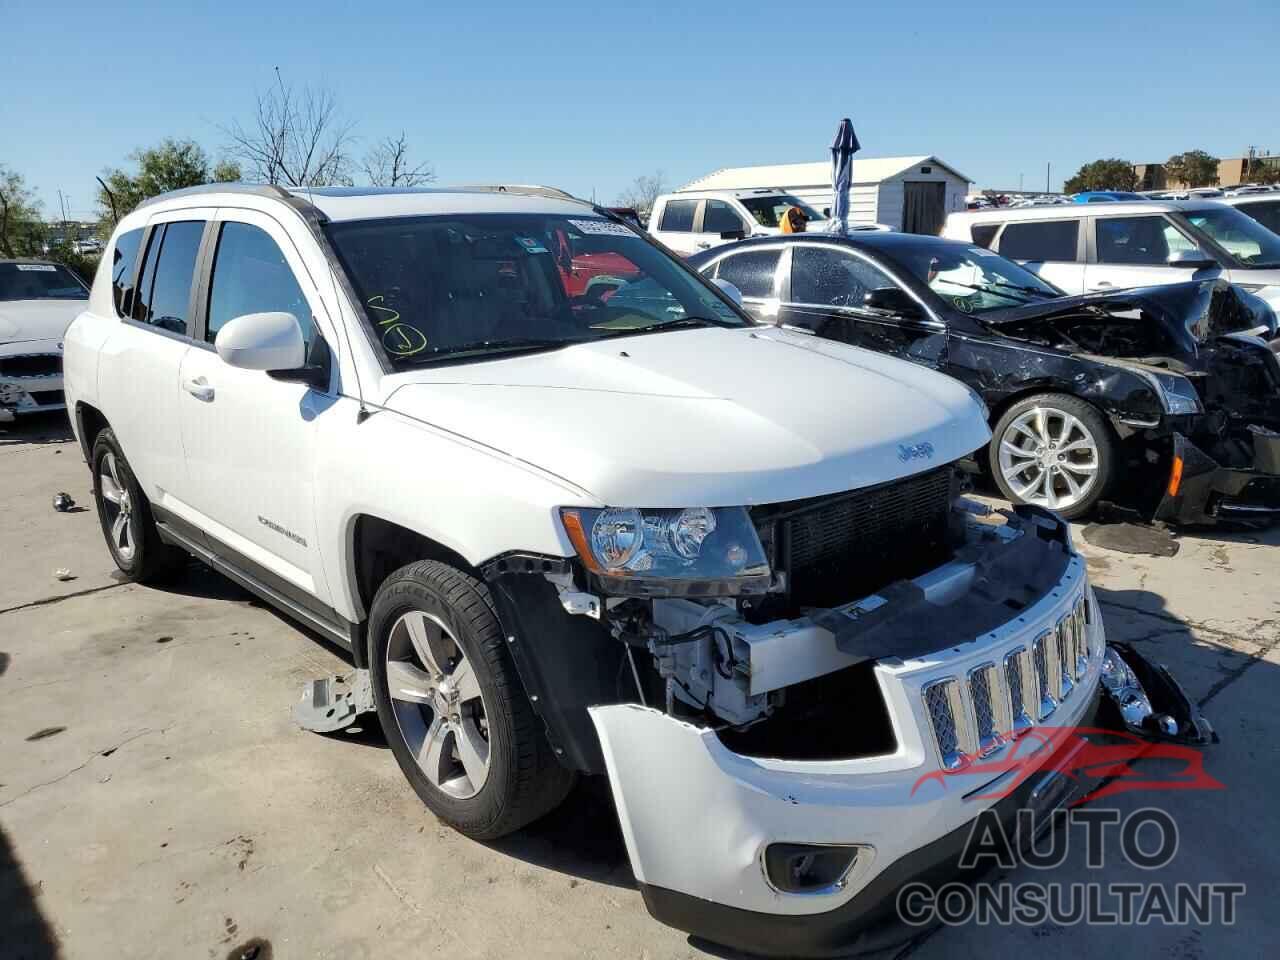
(0, 263), (88, 301)
(739, 195), (824, 228)
(891, 242), (1062, 312)
(326, 214), (748, 366)
(1179, 207), (1280, 268)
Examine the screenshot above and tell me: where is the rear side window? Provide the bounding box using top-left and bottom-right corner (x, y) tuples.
(703, 199), (745, 234)
(130, 221), (205, 336)
(206, 222), (312, 348)
(998, 220), (1079, 262)
(714, 249), (781, 299)
(659, 200), (696, 232)
(110, 228), (144, 317)
(970, 223), (999, 249)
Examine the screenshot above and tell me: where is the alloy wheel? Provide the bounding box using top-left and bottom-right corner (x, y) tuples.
(98, 452), (137, 562)
(997, 406), (1100, 512)
(385, 610), (490, 799)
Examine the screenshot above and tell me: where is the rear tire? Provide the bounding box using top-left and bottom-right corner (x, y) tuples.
(90, 428), (186, 583)
(989, 394), (1114, 520)
(369, 559), (574, 839)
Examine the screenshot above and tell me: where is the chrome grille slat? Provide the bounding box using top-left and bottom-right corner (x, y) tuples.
(921, 587), (1099, 770)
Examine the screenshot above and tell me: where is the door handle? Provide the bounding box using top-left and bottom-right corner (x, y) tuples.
(695, 241), (711, 249)
(183, 376), (215, 402)
(1089, 282), (1113, 290)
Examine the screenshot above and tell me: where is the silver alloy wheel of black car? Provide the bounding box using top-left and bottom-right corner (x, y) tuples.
(385, 610), (490, 799)
(997, 405), (1100, 512)
(98, 451), (138, 562)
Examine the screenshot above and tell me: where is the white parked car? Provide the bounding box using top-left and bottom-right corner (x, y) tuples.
(0, 259), (89, 420)
(942, 199), (1280, 309)
(649, 189), (834, 255)
(64, 184), (1202, 955)
(1222, 192), (1280, 237)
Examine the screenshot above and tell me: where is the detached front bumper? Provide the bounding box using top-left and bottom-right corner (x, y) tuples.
(1154, 430), (1280, 525)
(0, 338), (66, 419)
(591, 555), (1211, 957)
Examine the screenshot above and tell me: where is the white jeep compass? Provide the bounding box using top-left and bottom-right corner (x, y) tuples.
(64, 184), (1206, 956)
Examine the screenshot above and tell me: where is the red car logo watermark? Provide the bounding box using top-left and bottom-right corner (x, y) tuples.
(910, 726), (1223, 805)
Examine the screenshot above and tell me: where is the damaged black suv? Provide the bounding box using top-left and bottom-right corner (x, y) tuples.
(691, 233), (1280, 523)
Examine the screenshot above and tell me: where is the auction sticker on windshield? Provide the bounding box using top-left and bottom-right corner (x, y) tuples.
(569, 219), (635, 237)
(17, 264), (57, 271)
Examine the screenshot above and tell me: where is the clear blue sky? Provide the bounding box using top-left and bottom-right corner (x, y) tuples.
(4, 0), (1278, 219)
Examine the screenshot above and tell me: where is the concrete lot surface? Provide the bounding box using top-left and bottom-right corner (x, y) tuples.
(2, 412), (1277, 959)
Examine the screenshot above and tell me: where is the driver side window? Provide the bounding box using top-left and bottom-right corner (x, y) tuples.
(791, 245), (896, 308)
(206, 222), (314, 351)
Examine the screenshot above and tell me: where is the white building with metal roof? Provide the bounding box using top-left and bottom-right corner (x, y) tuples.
(677, 155), (972, 234)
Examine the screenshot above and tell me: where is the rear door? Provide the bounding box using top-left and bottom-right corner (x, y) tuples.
(705, 246), (783, 322)
(649, 198), (700, 256)
(1085, 214), (1222, 292)
(95, 211), (210, 507)
(176, 209), (337, 609)
(994, 218), (1086, 292)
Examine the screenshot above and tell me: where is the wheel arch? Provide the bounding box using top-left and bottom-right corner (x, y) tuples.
(74, 401), (110, 463)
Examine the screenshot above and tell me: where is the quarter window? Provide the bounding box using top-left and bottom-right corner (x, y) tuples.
(792, 246), (896, 307)
(703, 199), (745, 234)
(206, 222), (313, 349)
(110, 228), (144, 316)
(131, 221), (205, 336)
(658, 200), (696, 232)
(998, 220), (1079, 262)
(715, 249), (781, 299)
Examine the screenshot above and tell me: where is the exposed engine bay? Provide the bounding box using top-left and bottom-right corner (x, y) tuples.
(581, 494), (1072, 743)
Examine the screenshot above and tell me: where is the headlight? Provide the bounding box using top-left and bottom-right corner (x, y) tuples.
(1099, 359), (1203, 416)
(559, 506), (771, 597)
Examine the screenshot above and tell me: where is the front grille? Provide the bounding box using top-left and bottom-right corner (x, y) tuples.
(0, 354), (61, 378)
(923, 595), (1093, 768)
(751, 465), (955, 612)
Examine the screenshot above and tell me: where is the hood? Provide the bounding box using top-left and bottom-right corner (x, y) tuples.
(382, 326), (988, 506)
(0, 299), (85, 344)
(982, 280), (1275, 359)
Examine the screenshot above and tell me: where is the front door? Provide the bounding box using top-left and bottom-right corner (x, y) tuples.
(175, 210), (337, 609)
(1085, 214), (1222, 292)
(778, 243), (947, 367)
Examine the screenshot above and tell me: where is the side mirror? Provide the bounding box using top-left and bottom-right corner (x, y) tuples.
(215, 311), (306, 371)
(719, 229), (746, 241)
(710, 278), (744, 306)
(863, 287), (921, 316)
(1167, 249), (1217, 269)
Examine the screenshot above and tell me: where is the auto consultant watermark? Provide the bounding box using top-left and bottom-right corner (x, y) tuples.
(897, 808), (1244, 927)
(899, 727), (1240, 928)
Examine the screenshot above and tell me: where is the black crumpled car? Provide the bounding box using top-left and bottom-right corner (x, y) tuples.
(688, 232), (1280, 523)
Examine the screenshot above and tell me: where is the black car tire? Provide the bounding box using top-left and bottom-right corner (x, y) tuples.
(90, 428), (186, 583)
(989, 394), (1115, 520)
(369, 559), (574, 840)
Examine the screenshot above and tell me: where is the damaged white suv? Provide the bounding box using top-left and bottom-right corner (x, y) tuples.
(64, 185), (1210, 956)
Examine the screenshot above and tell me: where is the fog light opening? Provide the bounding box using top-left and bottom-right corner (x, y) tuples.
(763, 843), (861, 894)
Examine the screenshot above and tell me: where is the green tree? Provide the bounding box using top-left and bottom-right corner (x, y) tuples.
(0, 166), (46, 258)
(1243, 162), (1280, 186)
(1164, 150), (1219, 188)
(96, 139), (240, 226)
(1063, 159), (1138, 194)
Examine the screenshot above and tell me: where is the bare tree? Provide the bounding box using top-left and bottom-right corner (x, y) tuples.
(222, 70), (356, 187)
(361, 133), (435, 187)
(615, 171), (667, 220)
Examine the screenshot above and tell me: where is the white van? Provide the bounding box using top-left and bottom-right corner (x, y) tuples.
(649, 189), (829, 256)
(942, 200), (1280, 309)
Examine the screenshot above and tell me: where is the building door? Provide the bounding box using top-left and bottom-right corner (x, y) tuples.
(902, 181), (947, 234)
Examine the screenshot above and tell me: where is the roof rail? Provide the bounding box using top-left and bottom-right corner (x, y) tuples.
(132, 182), (298, 212)
(448, 183), (585, 203)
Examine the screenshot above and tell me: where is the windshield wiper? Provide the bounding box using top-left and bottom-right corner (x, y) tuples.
(407, 337), (580, 364)
(938, 281), (1052, 305)
(626, 316), (738, 333)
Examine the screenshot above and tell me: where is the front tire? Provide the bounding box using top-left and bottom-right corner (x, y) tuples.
(369, 560), (573, 839)
(90, 428), (186, 583)
(989, 394), (1114, 520)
